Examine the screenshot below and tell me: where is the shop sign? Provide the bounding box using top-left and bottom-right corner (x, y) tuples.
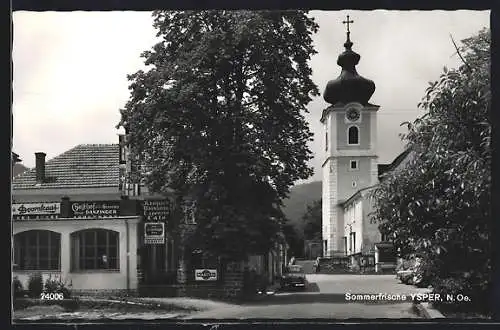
(195, 269), (217, 281)
(71, 201), (120, 218)
(143, 199), (170, 222)
(144, 222), (165, 244)
(12, 203), (61, 217)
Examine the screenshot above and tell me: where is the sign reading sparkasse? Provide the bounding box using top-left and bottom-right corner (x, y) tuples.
(12, 203), (61, 216)
(71, 201), (120, 217)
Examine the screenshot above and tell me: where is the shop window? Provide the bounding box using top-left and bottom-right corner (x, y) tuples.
(14, 230), (61, 271)
(71, 229), (119, 271)
(348, 126), (359, 145)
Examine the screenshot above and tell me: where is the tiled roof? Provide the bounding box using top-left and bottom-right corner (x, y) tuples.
(13, 144), (120, 189)
(13, 163), (28, 177)
(377, 148), (413, 179)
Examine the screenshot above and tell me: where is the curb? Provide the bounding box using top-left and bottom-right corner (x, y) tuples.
(413, 302), (446, 319)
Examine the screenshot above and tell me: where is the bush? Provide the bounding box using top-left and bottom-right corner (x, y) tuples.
(44, 277), (72, 298)
(432, 276), (490, 316)
(27, 273), (44, 298)
(13, 276), (24, 298)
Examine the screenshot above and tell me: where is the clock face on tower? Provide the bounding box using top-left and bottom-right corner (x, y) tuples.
(346, 108), (360, 122)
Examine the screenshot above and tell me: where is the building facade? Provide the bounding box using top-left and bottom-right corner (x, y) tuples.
(321, 22), (379, 258)
(11, 140), (174, 295)
(319, 18), (419, 273)
(12, 136), (286, 297)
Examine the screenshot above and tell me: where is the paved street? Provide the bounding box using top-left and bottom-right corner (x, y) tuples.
(184, 274), (429, 319)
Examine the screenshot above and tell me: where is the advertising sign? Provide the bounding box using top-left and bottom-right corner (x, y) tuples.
(143, 199), (170, 222)
(71, 201), (120, 218)
(195, 269), (218, 281)
(12, 203), (61, 218)
(144, 222), (165, 244)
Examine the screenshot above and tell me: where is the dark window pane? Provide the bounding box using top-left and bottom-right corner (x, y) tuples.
(51, 234), (60, 246)
(50, 259), (59, 270)
(84, 258), (95, 269)
(84, 231), (96, 245)
(108, 246), (117, 258)
(39, 232), (49, 246)
(27, 233), (37, 246)
(97, 257), (108, 269)
(39, 247), (49, 257)
(85, 246), (96, 258)
(50, 247), (59, 258)
(27, 247), (37, 258)
(109, 258), (118, 269)
(348, 126), (359, 144)
(97, 230), (107, 245)
(39, 259), (49, 269)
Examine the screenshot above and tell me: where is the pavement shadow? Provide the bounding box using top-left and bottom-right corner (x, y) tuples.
(274, 281), (320, 294)
(246, 293), (416, 306)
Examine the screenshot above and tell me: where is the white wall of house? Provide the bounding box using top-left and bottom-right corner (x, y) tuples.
(13, 217), (140, 291)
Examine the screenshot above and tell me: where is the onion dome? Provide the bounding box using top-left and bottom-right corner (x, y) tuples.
(323, 17), (375, 106)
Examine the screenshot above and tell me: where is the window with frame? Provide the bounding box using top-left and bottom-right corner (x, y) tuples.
(343, 236), (348, 255)
(71, 229), (119, 271)
(348, 126), (359, 145)
(349, 233), (353, 253)
(352, 232), (356, 253)
(14, 230), (61, 271)
(350, 160), (358, 170)
(325, 132), (328, 151)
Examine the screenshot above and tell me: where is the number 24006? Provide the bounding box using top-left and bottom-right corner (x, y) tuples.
(40, 292), (64, 300)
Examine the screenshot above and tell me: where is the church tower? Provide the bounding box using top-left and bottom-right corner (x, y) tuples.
(321, 16), (379, 257)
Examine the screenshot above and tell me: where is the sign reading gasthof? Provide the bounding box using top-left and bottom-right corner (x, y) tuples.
(195, 269), (218, 281)
(144, 222), (165, 244)
(71, 201), (120, 218)
(12, 203), (61, 217)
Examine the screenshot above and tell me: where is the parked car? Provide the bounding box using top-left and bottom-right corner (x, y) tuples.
(396, 257), (420, 285)
(397, 268), (415, 284)
(412, 257), (433, 288)
(280, 265), (307, 291)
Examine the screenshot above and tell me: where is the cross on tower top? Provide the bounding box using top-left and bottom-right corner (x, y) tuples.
(342, 15), (354, 33)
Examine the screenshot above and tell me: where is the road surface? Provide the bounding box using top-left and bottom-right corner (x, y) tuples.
(184, 273), (430, 319)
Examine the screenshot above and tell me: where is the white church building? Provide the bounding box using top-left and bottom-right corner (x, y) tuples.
(320, 17), (403, 272)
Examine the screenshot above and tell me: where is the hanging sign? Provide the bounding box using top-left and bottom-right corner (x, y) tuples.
(144, 222), (165, 244)
(71, 201), (120, 218)
(195, 269), (218, 281)
(143, 199), (170, 222)
(12, 203), (61, 219)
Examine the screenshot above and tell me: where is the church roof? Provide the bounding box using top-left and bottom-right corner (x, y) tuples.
(378, 148), (414, 180)
(342, 148), (414, 207)
(323, 16), (375, 106)
(339, 184), (377, 208)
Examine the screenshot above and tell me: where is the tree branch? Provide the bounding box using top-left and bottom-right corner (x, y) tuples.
(450, 33), (472, 73)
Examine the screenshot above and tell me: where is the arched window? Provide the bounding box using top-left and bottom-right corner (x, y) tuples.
(348, 126), (359, 145)
(71, 229), (119, 271)
(14, 230), (61, 270)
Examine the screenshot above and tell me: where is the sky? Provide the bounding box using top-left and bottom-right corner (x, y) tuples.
(12, 10), (489, 183)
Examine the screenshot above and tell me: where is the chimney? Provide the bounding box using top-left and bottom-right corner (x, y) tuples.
(35, 152), (46, 183)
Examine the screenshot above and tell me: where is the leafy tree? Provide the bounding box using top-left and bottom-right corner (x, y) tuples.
(282, 222), (305, 258)
(372, 28), (490, 314)
(118, 10), (319, 262)
(302, 199), (322, 241)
